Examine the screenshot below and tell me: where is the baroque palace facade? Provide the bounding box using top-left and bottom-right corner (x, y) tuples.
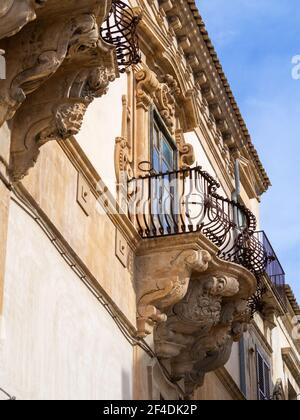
(0, 0), (299, 400)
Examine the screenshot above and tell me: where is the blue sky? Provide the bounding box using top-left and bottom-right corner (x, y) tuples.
(197, 0), (300, 300)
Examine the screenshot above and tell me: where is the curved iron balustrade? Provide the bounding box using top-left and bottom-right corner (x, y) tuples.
(254, 231), (286, 305)
(0, 387), (16, 400)
(101, 0), (141, 73)
(127, 166), (268, 278)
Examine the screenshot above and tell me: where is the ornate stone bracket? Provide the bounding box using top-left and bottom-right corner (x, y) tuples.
(10, 56), (116, 181)
(135, 67), (181, 135)
(156, 276), (250, 395)
(136, 245), (212, 337)
(0, 2), (115, 127)
(0, 0), (47, 40)
(0, 0), (119, 180)
(135, 232), (256, 396)
(175, 129), (195, 169)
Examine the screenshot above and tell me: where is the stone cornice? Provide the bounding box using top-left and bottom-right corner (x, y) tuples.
(185, 0), (271, 193)
(282, 347), (300, 388)
(285, 285), (300, 316)
(134, 0), (271, 195)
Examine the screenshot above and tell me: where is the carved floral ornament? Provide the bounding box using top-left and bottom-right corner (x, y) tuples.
(135, 67), (178, 134)
(135, 234), (256, 395)
(114, 66), (196, 189)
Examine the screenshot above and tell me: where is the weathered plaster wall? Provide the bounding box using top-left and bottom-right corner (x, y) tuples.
(0, 201), (134, 400)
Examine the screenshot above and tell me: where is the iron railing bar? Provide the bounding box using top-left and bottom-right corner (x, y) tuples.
(255, 231), (286, 275)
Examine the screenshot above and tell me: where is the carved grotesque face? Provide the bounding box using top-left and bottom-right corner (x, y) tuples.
(67, 15), (99, 57)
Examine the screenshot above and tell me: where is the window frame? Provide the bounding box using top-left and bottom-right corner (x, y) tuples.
(256, 347), (271, 400)
(150, 107), (178, 174)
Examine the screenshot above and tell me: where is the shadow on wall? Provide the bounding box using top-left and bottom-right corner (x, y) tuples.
(122, 369), (131, 400)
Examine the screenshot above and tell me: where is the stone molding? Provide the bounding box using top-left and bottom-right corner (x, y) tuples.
(114, 65), (196, 189)
(135, 67), (177, 134)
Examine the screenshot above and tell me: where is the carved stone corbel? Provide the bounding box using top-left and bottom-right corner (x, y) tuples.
(135, 231), (256, 395)
(10, 56), (116, 180)
(175, 129), (195, 169)
(135, 246), (212, 337)
(2, 1), (118, 180)
(0, 9), (112, 127)
(0, 0), (47, 40)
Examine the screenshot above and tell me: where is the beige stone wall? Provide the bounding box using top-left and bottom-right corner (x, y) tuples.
(76, 74), (128, 198)
(194, 372), (233, 401)
(225, 342), (241, 387)
(271, 317), (300, 398)
(0, 122), (10, 315)
(22, 140), (137, 327)
(0, 201), (134, 400)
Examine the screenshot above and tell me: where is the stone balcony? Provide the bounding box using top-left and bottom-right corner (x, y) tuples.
(128, 166), (268, 394)
(0, 0), (140, 181)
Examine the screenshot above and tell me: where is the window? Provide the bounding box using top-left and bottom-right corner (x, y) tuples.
(151, 110), (177, 174)
(150, 111), (178, 233)
(256, 349), (271, 400)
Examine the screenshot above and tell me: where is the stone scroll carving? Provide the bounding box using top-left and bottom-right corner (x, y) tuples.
(0, 0), (47, 40)
(135, 67), (179, 134)
(0, 9), (113, 127)
(155, 276), (250, 394)
(0, 0), (118, 180)
(10, 62), (116, 181)
(135, 234), (256, 396)
(175, 129), (195, 169)
(136, 248), (212, 337)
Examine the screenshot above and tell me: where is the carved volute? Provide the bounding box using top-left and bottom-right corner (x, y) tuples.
(135, 232), (256, 396)
(0, 0), (120, 179)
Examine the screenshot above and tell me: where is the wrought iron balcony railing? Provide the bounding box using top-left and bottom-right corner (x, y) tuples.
(0, 387), (16, 400)
(101, 0), (141, 73)
(254, 231), (286, 306)
(127, 166), (268, 278)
